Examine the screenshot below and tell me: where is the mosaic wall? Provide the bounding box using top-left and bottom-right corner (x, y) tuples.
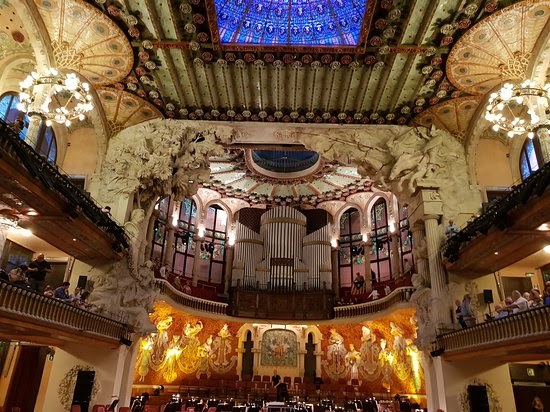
(134, 301), (424, 395)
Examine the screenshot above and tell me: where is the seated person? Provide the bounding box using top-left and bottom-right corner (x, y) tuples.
(54, 281), (74, 302)
(529, 288), (544, 308)
(74, 290), (92, 310)
(43, 285), (54, 297)
(8, 265), (28, 286)
(351, 272), (365, 295)
(494, 304), (509, 319)
(504, 290), (529, 313)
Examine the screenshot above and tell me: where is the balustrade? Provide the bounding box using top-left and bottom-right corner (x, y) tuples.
(333, 287), (414, 319)
(436, 305), (550, 354)
(154, 279), (227, 315)
(0, 280), (128, 342)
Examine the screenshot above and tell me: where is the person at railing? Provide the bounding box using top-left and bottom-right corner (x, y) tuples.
(531, 395), (544, 412)
(0, 268), (8, 282)
(8, 264), (28, 287)
(455, 299), (466, 328)
(460, 294), (476, 327)
(529, 288), (544, 308)
(43, 285), (54, 297)
(27, 253), (51, 292)
(351, 272), (366, 295)
(402, 258), (413, 276)
(54, 281), (74, 302)
(544, 282), (550, 305)
(504, 290), (529, 314)
(445, 219), (460, 239)
(493, 297), (513, 319)
(74, 290), (92, 310)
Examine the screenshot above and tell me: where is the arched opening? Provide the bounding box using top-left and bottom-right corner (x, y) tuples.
(0, 92), (57, 163)
(338, 207), (363, 297)
(196, 204), (228, 287)
(519, 137), (545, 180)
(173, 198), (198, 278)
(241, 330), (254, 379)
(370, 198), (391, 282)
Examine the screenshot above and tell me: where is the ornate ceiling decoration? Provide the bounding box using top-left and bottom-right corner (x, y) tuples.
(0, 2), (33, 61)
(411, 96), (481, 144)
(96, 88), (163, 137)
(446, 1), (550, 96)
(203, 149), (372, 205)
(59, 0), (511, 127)
(34, 0), (134, 85)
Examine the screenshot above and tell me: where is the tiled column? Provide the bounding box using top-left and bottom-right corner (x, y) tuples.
(424, 214), (449, 325)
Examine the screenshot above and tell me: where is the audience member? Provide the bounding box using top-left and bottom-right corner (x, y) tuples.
(54, 282), (73, 302)
(0, 268), (8, 282)
(445, 219), (460, 239)
(403, 258), (413, 276)
(351, 272), (366, 295)
(8, 264), (28, 286)
(544, 282), (550, 305)
(460, 293), (476, 327)
(529, 288), (544, 308)
(493, 304), (509, 319)
(455, 299), (466, 328)
(183, 280), (192, 295)
(74, 290), (92, 310)
(43, 285), (54, 297)
(101, 206), (112, 216)
(73, 287), (82, 300)
(523, 291), (531, 301)
(27, 253), (52, 292)
(505, 290), (529, 313)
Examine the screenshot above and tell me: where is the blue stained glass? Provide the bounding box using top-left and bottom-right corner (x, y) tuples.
(214, 0), (368, 46)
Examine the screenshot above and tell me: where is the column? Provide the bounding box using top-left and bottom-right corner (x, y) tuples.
(192, 237), (203, 286)
(389, 232), (400, 279)
(0, 225), (9, 258)
(363, 241), (373, 292)
(410, 224), (428, 283)
(224, 245), (235, 295)
(24, 114), (42, 148)
(331, 248), (339, 299)
(424, 215), (449, 325)
(163, 197), (178, 268)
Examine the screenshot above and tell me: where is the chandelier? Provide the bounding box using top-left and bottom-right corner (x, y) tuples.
(485, 80), (550, 138)
(17, 67), (94, 127)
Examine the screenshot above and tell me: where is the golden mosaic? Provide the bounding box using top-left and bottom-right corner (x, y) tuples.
(97, 88), (163, 137)
(34, 0), (133, 85)
(411, 97), (481, 145)
(447, 1), (550, 95)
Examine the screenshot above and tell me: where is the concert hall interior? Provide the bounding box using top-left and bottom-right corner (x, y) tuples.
(1, 0), (550, 411)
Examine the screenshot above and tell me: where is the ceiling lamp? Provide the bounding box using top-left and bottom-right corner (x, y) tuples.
(17, 68), (94, 127)
(485, 80), (550, 138)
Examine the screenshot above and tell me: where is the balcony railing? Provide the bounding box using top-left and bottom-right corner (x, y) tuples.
(0, 120), (129, 252)
(0, 281), (129, 342)
(443, 160), (550, 262)
(155, 279), (228, 315)
(435, 305), (550, 355)
(333, 287), (414, 319)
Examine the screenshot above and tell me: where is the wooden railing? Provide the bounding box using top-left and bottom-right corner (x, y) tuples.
(155, 279), (228, 315)
(0, 281), (129, 341)
(333, 287), (415, 319)
(435, 305), (550, 353)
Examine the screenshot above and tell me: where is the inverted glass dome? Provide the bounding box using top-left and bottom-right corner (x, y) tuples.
(214, 0), (368, 46)
(251, 150), (320, 173)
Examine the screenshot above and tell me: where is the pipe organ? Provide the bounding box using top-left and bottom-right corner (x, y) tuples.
(232, 206), (332, 291)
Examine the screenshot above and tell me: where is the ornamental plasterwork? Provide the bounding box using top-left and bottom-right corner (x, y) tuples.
(96, 88), (163, 138)
(411, 97), (482, 145)
(0, 32), (33, 61)
(34, 0), (134, 85)
(58, 365), (100, 411)
(446, 1), (550, 95)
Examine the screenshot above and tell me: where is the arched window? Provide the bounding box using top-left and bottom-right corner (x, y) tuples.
(197, 204), (227, 285)
(151, 196), (171, 262)
(398, 203), (413, 273)
(520, 137), (545, 180)
(0, 92), (57, 163)
(370, 198), (391, 282)
(173, 198), (198, 277)
(338, 208), (364, 293)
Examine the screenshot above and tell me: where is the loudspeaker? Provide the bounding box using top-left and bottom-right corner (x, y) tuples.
(467, 385), (489, 412)
(77, 275), (88, 290)
(72, 370), (95, 412)
(483, 289), (494, 304)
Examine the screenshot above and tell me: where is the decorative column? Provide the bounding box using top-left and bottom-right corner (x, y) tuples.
(24, 114), (42, 148)
(410, 223), (428, 282)
(163, 197), (178, 269)
(0, 225), (10, 257)
(424, 214), (448, 325)
(224, 245), (234, 295)
(389, 232), (400, 278)
(331, 247), (339, 299)
(363, 240), (373, 292)
(192, 236), (203, 286)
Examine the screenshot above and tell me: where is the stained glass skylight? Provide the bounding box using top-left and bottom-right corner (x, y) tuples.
(214, 0), (369, 46)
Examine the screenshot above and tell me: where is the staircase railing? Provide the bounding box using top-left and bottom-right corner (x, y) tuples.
(0, 120), (129, 252)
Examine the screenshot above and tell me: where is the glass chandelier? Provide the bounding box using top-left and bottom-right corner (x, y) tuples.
(17, 67), (94, 127)
(485, 80), (550, 138)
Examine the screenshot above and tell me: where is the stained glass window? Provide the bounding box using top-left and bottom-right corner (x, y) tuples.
(338, 208), (365, 292)
(214, 0), (368, 46)
(520, 137), (545, 180)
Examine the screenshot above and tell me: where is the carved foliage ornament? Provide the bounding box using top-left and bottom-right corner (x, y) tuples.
(458, 378), (502, 412)
(57, 365), (100, 410)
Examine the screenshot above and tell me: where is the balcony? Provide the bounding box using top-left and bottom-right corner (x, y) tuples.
(434, 306), (550, 362)
(442, 160), (550, 274)
(0, 280), (130, 348)
(154, 279), (228, 316)
(0, 120), (128, 263)
(333, 287), (414, 319)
